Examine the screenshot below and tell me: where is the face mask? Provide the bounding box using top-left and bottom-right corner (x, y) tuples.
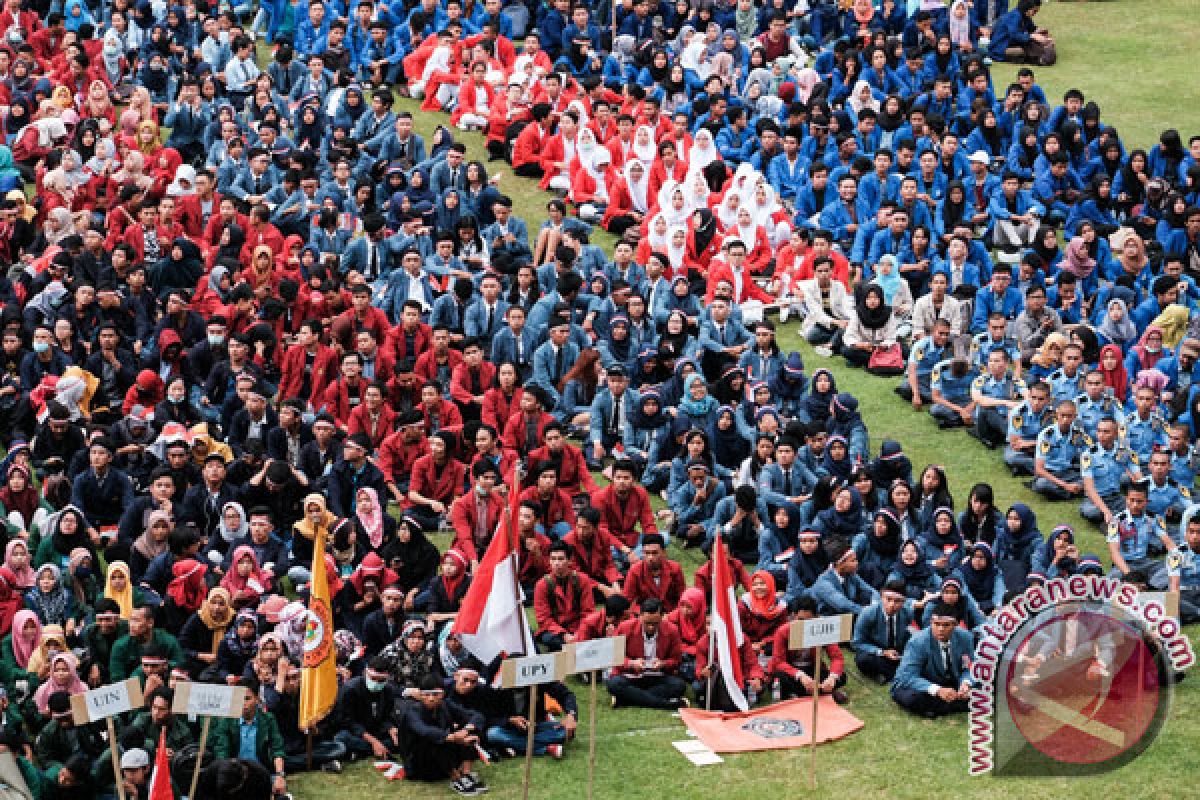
(74, 566), (91, 581)
(168, 392), (185, 404)
(208, 334), (225, 347)
(32, 341), (49, 354)
(1145, 345), (1161, 354)
(365, 677), (387, 692)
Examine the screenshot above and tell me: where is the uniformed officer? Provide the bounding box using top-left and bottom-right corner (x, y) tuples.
(970, 313), (1022, 375)
(898, 318), (953, 408)
(1074, 371), (1126, 440)
(1105, 480), (1173, 580)
(1032, 399), (1090, 500)
(971, 348), (1025, 448)
(930, 357), (977, 428)
(1144, 449), (1190, 531)
(1123, 384), (1169, 463)
(1166, 423), (1200, 489)
(1006, 380), (1053, 476)
(1079, 417), (1140, 523)
(1047, 343), (1087, 405)
(1163, 510), (1200, 623)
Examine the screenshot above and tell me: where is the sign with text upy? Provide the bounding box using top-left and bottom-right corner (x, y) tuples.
(789, 614), (853, 650)
(70, 678), (144, 723)
(173, 682), (250, 719)
(565, 636), (626, 674)
(500, 652), (566, 688)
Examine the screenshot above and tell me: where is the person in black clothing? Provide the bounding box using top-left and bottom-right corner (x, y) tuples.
(179, 453), (240, 539)
(325, 433), (388, 518)
(400, 674), (488, 795)
(297, 412), (340, 492)
(239, 459), (308, 532)
(31, 403), (86, 477)
(333, 657), (404, 760)
(361, 584), (407, 658)
(259, 664), (347, 774)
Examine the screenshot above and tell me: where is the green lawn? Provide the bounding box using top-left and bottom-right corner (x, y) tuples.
(291, 2), (1200, 796)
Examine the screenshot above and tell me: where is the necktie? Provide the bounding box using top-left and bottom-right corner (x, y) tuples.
(941, 642), (952, 676)
(886, 615), (896, 650)
(398, 140), (407, 159)
(719, 325), (726, 345)
(525, 416), (539, 451)
(367, 243), (377, 280)
(554, 346), (565, 381)
(782, 468), (792, 497)
(451, 167), (459, 186)
(517, 336), (525, 365)
(486, 305), (495, 336)
(476, 496), (488, 543)
(610, 394), (621, 434)
(253, 174), (262, 194)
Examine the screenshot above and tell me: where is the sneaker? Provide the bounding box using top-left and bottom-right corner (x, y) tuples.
(611, 694), (619, 709)
(374, 761), (397, 772)
(831, 689), (849, 705)
(779, 304), (790, 323)
(321, 760), (343, 774)
(546, 744), (563, 759)
(451, 777), (476, 796)
(814, 345), (833, 358)
(384, 764), (405, 781)
(469, 775), (489, 794)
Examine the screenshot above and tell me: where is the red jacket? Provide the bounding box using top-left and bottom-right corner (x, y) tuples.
(376, 431), (429, 485)
(590, 484), (657, 548)
(511, 121), (545, 170)
(419, 397), (464, 437)
(407, 454), (466, 509)
(561, 528), (622, 586)
(278, 342), (339, 409)
(612, 617), (682, 676)
(517, 486), (576, 532)
(481, 386), (523, 436)
(533, 570), (596, 637)
(517, 532), (552, 585)
(695, 635), (766, 683)
(767, 625), (845, 680)
(347, 403), (396, 450)
(319, 377), (366, 428)
(336, 307), (393, 352)
(624, 558), (686, 612)
(387, 321), (433, 370)
(449, 490), (507, 563)
(693, 555), (752, 598)
(704, 258), (776, 305)
(501, 410), (555, 458)
(449, 361), (496, 407)
(414, 348), (464, 386)
(525, 443), (599, 494)
(737, 597), (788, 648)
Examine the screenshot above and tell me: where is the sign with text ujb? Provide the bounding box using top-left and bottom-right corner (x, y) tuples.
(789, 614), (854, 650)
(566, 636), (626, 674)
(70, 678), (144, 723)
(500, 652), (566, 688)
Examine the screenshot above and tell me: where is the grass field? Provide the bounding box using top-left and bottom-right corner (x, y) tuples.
(291, 2), (1200, 796)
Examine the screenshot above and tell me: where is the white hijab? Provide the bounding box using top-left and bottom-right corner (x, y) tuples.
(688, 128), (719, 173)
(625, 162), (650, 213)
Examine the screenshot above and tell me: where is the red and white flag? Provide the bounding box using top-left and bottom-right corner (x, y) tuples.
(453, 480), (535, 663)
(149, 726), (174, 800)
(711, 534), (748, 711)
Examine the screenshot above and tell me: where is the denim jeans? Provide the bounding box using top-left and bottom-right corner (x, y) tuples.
(485, 721), (566, 755)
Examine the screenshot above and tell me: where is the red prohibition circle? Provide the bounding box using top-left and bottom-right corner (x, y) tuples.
(1004, 610), (1161, 765)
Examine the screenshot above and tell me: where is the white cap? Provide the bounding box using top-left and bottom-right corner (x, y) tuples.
(968, 150), (990, 165)
(121, 749), (150, 770)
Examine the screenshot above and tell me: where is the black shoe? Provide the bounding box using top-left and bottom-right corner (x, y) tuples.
(321, 760), (343, 774)
(1023, 480), (1035, 489)
(831, 689), (849, 705)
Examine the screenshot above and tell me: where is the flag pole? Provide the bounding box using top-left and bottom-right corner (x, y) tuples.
(522, 687), (538, 800)
(809, 655), (821, 790)
(705, 626), (715, 711)
(587, 669), (598, 800)
(109, 717), (126, 800)
(508, 464), (533, 655)
(189, 716), (211, 800)
(305, 730), (313, 771)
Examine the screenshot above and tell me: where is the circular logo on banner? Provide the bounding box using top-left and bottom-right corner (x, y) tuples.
(1004, 610), (1163, 766)
(741, 718), (805, 739)
(302, 599), (333, 667)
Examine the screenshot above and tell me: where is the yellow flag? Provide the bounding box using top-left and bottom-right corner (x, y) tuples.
(299, 530), (337, 731)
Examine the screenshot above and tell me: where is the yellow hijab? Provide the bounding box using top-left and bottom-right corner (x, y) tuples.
(26, 625), (67, 678)
(1151, 304), (1191, 349)
(104, 561), (135, 620)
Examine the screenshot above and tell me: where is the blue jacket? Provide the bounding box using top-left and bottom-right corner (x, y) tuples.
(852, 599), (917, 657)
(757, 461), (817, 509)
(588, 387), (639, 446)
(698, 318), (752, 355)
(810, 568), (879, 615)
(892, 627), (976, 695)
(989, 8), (1034, 59)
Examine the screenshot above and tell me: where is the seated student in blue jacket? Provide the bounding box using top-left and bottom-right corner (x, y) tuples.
(810, 541), (880, 616)
(989, 0), (1054, 64)
(891, 601), (976, 718)
(852, 579), (921, 685)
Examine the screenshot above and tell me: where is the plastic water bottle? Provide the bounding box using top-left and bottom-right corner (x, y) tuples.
(747, 684), (758, 706)
(771, 679), (781, 703)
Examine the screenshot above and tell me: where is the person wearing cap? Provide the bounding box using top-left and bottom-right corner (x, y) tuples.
(852, 580), (920, 685)
(585, 364), (638, 470)
(668, 457), (727, 549)
(530, 316), (580, 413)
(891, 601), (975, 718)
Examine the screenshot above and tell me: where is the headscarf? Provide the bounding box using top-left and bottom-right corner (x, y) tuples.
(0, 465), (38, 530)
(26, 624), (67, 678)
(872, 255), (904, 305)
(1152, 305), (1191, 350)
(1097, 296), (1138, 348)
(197, 586), (235, 652)
(679, 373), (718, 417)
(0, 146), (19, 181)
(103, 561), (135, 619)
(9, 609), (40, 668)
(295, 493), (336, 542)
(675, 587), (707, 644)
(356, 487), (385, 549)
(894, 539), (934, 585)
(855, 284), (892, 330)
(712, 405), (749, 469)
(1098, 343), (1129, 401)
(25, 564), (70, 624)
(1130, 325), (1167, 373)
(1061, 236), (1096, 279)
(222, 609), (261, 662)
(167, 559), (208, 612)
(789, 532), (830, 587)
(816, 486), (863, 541)
(957, 542), (999, 607)
(1037, 525), (1075, 574)
(803, 368), (837, 422)
(217, 501), (248, 544)
(744, 570), (786, 619)
(869, 509), (903, 558)
(438, 549), (469, 602)
(1031, 332), (1069, 369)
(348, 552), (399, 595)
(822, 434), (855, 482)
(221, 545), (270, 596)
(33, 651), (87, 714)
(948, 0), (972, 47)
(132, 510), (172, 563)
(924, 506), (965, 553)
(0, 567), (20, 636)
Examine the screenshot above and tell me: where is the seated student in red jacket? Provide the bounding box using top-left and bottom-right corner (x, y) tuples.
(515, 500), (553, 595)
(768, 595), (849, 704)
(526, 421), (600, 495)
(606, 598), (688, 710)
(590, 459), (657, 556)
(623, 533), (686, 613)
(347, 382), (396, 451)
(449, 337), (495, 424)
(561, 506), (624, 598)
(406, 431), (466, 531)
(517, 460), (576, 540)
(501, 385), (556, 460)
(377, 410), (430, 506)
(278, 319), (339, 411)
(533, 541), (597, 651)
(449, 459), (507, 570)
(418, 381), (464, 438)
(577, 594), (633, 642)
(665, 587), (707, 671)
(693, 542), (752, 599)
(695, 624), (767, 711)
(738, 570), (789, 655)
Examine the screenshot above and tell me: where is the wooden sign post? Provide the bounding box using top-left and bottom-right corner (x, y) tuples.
(172, 682), (250, 800)
(70, 679), (145, 800)
(788, 614), (853, 789)
(564, 637), (626, 800)
(500, 652), (567, 800)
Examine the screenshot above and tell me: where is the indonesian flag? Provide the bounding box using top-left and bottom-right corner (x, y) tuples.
(453, 474), (535, 663)
(149, 726), (174, 800)
(711, 534), (748, 711)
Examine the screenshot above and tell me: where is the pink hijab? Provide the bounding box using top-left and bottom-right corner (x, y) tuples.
(4, 540), (35, 590)
(34, 651), (87, 713)
(356, 487), (385, 549)
(9, 609), (41, 669)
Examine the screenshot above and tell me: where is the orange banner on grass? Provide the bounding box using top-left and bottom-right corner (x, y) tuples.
(679, 697), (864, 753)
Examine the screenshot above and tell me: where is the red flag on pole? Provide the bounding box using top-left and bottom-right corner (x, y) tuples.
(149, 726), (174, 800)
(711, 534), (748, 711)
